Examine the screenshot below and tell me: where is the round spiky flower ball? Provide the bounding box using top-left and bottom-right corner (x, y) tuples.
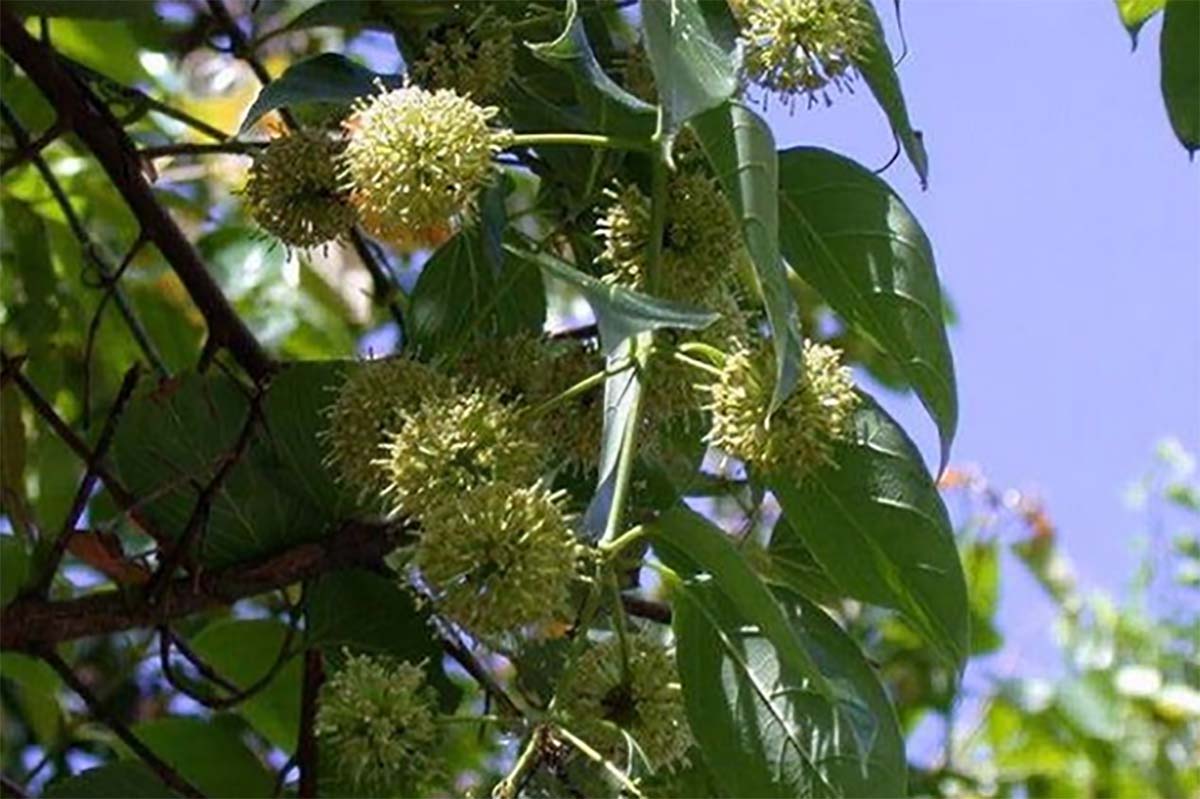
(411, 22), (515, 102)
(241, 130), (357, 248)
(341, 84), (512, 245)
(415, 482), (579, 638)
(556, 635), (692, 771)
(377, 387), (544, 520)
(736, 0), (872, 105)
(597, 172), (741, 306)
(322, 357), (451, 504)
(704, 338), (859, 476)
(315, 654), (440, 795)
(450, 333), (605, 466)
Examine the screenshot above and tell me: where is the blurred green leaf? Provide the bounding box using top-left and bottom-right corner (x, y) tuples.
(129, 716), (273, 799)
(1160, 0), (1200, 154)
(691, 102), (803, 413)
(189, 618), (302, 752)
(778, 146), (957, 469)
(771, 394), (969, 670)
(0, 537), (31, 606)
(1115, 0), (1166, 46)
(42, 762), (176, 799)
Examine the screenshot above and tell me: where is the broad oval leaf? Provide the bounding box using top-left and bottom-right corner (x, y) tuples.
(691, 102), (804, 412)
(651, 505), (831, 699)
(641, 0), (739, 146)
(128, 716), (274, 799)
(240, 53), (389, 132)
(855, 2), (929, 187)
(1161, 0), (1200, 154)
(671, 576), (905, 798)
(528, 0), (656, 138)
(189, 618), (302, 752)
(778, 146), (957, 468)
(770, 394), (969, 670)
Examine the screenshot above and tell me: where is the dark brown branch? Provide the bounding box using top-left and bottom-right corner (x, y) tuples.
(0, 12), (274, 382)
(0, 774), (29, 799)
(621, 594), (672, 624)
(141, 140), (266, 158)
(30, 365), (142, 596)
(2, 521), (408, 652)
(297, 649), (324, 798)
(41, 650), (207, 798)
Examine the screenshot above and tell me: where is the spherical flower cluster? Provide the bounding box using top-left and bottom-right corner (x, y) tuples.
(450, 333), (605, 466)
(322, 357), (451, 504)
(704, 338), (859, 477)
(341, 84), (512, 246)
(556, 635), (692, 771)
(597, 172), (741, 306)
(415, 482), (579, 638)
(241, 130), (357, 248)
(411, 22), (515, 102)
(376, 387), (545, 520)
(315, 654), (440, 795)
(736, 0), (872, 106)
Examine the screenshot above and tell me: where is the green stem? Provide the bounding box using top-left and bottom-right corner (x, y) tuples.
(492, 728), (545, 799)
(555, 724), (646, 798)
(599, 525), (648, 559)
(525, 359), (634, 418)
(677, 340), (728, 365)
(672, 351), (724, 379)
(509, 132), (651, 153)
(645, 151), (668, 295)
(608, 572), (633, 679)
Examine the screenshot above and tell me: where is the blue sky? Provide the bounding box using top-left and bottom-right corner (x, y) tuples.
(763, 1), (1199, 671)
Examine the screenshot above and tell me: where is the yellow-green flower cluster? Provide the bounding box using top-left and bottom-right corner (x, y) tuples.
(416, 482), (580, 638)
(377, 387), (545, 520)
(556, 635), (692, 771)
(315, 654), (440, 795)
(411, 22), (515, 102)
(341, 84), (512, 245)
(450, 332), (605, 467)
(704, 338), (859, 477)
(241, 130), (357, 248)
(736, 0), (872, 106)
(322, 357), (451, 504)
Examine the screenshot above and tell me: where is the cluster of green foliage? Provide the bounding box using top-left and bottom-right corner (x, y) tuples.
(0, 1), (1195, 798)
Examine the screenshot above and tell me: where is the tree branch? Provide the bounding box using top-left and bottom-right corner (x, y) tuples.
(297, 649), (324, 798)
(0, 11), (273, 382)
(1, 521), (409, 652)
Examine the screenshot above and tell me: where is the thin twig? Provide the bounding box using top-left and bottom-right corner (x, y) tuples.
(0, 118), (65, 175)
(30, 364), (142, 596)
(41, 650), (207, 798)
(160, 626), (241, 693)
(297, 648), (324, 798)
(438, 626), (524, 718)
(0, 101), (168, 378)
(83, 235), (148, 428)
(141, 140), (267, 159)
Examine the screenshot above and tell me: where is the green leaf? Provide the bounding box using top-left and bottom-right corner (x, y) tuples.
(189, 618), (302, 752)
(129, 716), (274, 799)
(240, 53), (387, 132)
(1161, 0), (1200, 154)
(305, 569), (460, 711)
(1115, 0), (1166, 46)
(503, 243), (717, 355)
(258, 360), (358, 518)
(855, 2), (929, 187)
(0, 536), (31, 606)
(651, 506), (831, 698)
(765, 515), (844, 606)
(671, 576), (902, 797)
(2, 1), (156, 19)
(277, 0), (450, 35)
(964, 539), (1004, 655)
(770, 394), (969, 670)
(409, 187), (545, 358)
(110, 372), (334, 568)
(641, 0), (739, 146)
(528, 0), (656, 138)
(42, 763), (176, 799)
(0, 652), (62, 745)
(777, 146), (957, 468)
(691, 102), (804, 413)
